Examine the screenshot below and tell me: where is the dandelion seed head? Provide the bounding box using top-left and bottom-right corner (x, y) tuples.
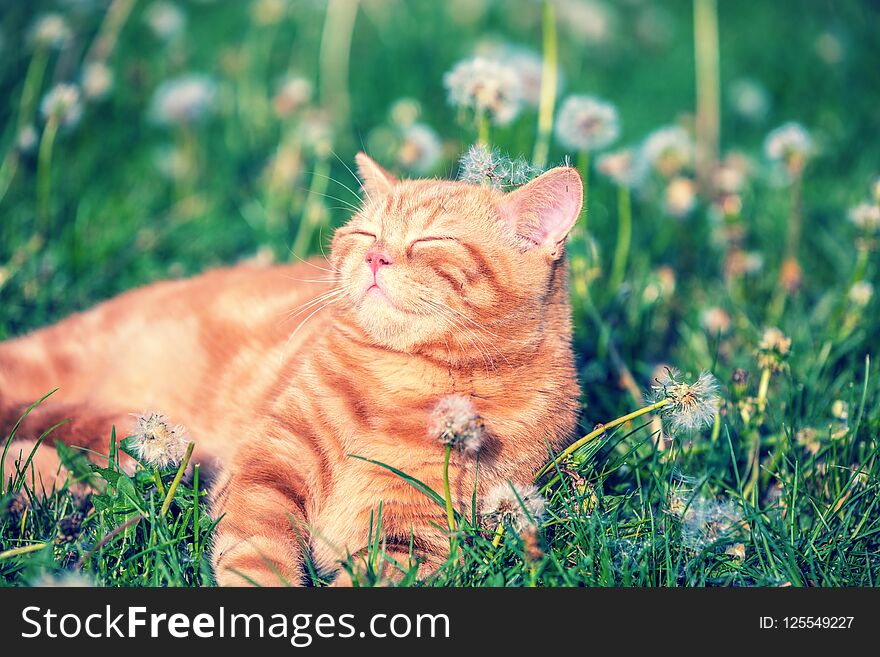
(443, 56), (523, 126)
(82, 61), (114, 100)
(130, 412), (189, 469)
(649, 368), (720, 434)
(700, 307), (731, 335)
(272, 75), (312, 118)
(757, 327), (791, 372)
(297, 109), (334, 157)
(848, 281), (873, 307)
(724, 249), (764, 278)
(150, 74), (217, 125)
(40, 84), (83, 127)
(764, 122), (813, 176)
(17, 125), (38, 153)
(251, 0), (288, 25)
(145, 1), (186, 40)
(389, 98), (422, 127)
(554, 95), (620, 153)
(663, 176), (698, 218)
(397, 123), (442, 174)
(728, 78), (770, 122)
(482, 482), (546, 533)
(457, 144), (538, 190)
(556, 0), (615, 44)
(848, 202), (880, 233)
(428, 394), (484, 454)
(595, 147), (647, 188)
(678, 496), (744, 550)
(474, 42), (546, 107)
(642, 125), (693, 178)
(30, 14), (72, 50)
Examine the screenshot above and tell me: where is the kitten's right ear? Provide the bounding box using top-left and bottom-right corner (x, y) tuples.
(355, 152), (397, 198)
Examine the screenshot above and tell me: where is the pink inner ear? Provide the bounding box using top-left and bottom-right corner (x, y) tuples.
(501, 168), (583, 251)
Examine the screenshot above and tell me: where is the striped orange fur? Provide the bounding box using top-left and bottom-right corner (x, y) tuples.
(0, 154), (583, 586)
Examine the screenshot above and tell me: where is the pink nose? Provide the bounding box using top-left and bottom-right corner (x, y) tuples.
(365, 248), (393, 276)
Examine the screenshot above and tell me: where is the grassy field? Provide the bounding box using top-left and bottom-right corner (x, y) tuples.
(1, 0), (879, 587)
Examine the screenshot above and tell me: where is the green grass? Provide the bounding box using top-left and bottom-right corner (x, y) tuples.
(2, 1), (879, 586)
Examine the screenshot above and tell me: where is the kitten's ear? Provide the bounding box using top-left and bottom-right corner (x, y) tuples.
(499, 166), (583, 260)
(355, 152), (397, 197)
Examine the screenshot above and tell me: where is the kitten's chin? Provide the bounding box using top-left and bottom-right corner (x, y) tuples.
(352, 296), (432, 353)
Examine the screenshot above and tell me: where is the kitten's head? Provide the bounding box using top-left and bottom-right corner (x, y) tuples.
(329, 153), (582, 358)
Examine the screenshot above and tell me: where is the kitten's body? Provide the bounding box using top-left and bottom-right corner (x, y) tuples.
(0, 156), (582, 585)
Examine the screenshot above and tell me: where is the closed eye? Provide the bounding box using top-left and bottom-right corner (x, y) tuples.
(409, 236), (459, 251)
(337, 229), (376, 241)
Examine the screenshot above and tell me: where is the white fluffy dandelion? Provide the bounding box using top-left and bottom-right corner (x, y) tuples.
(596, 147), (647, 188)
(397, 123), (442, 174)
(649, 368), (720, 434)
(483, 482), (546, 533)
(428, 394), (484, 454)
(642, 125), (694, 177)
(848, 202), (880, 233)
(144, 1), (186, 40)
(272, 75), (312, 118)
(40, 84), (83, 127)
(443, 56), (523, 126)
(554, 94), (620, 153)
(757, 327), (792, 372)
(458, 144), (537, 189)
(764, 122), (813, 175)
(848, 281), (873, 307)
(30, 14), (72, 50)
(474, 42), (546, 107)
(81, 61), (114, 100)
(663, 176), (698, 218)
(130, 412), (190, 469)
(677, 496), (744, 550)
(149, 74), (217, 125)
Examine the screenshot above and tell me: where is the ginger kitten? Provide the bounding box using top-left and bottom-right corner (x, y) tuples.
(0, 154), (582, 585)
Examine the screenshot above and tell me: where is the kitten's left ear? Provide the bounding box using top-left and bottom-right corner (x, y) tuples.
(355, 152), (398, 198)
(499, 166), (583, 260)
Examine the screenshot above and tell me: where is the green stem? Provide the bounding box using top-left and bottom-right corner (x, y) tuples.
(152, 467), (166, 497)
(160, 443), (195, 516)
(531, 0), (558, 169)
(292, 158), (331, 257)
(609, 184), (632, 294)
(18, 47), (49, 133)
(577, 150), (590, 235)
(534, 399), (669, 481)
(36, 117), (58, 236)
(490, 521), (504, 549)
(443, 444), (456, 533)
(477, 112), (490, 148)
(693, 0), (720, 192)
(0, 542), (49, 561)
(193, 463), (200, 580)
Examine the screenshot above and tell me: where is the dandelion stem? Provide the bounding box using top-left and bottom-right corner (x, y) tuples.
(18, 47), (49, 133)
(292, 158), (331, 257)
(442, 444), (456, 533)
(319, 0), (359, 134)
(477, 111), (490, 147)
(531, 0), (558, 169)
(36, 116), (58, 236)
(609, 183), (632, 294)
(152, 467), (166, 497)
(693, 0), (720, 192)
(535, 399), (669, 481)
(160, 442), (195, 516)
(193, 463), (200, 580)
(0, 542), (50, 561)
(577, 149), (591, 234)
(756, 367), (772, 420)
(490, 521), (505, 549)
